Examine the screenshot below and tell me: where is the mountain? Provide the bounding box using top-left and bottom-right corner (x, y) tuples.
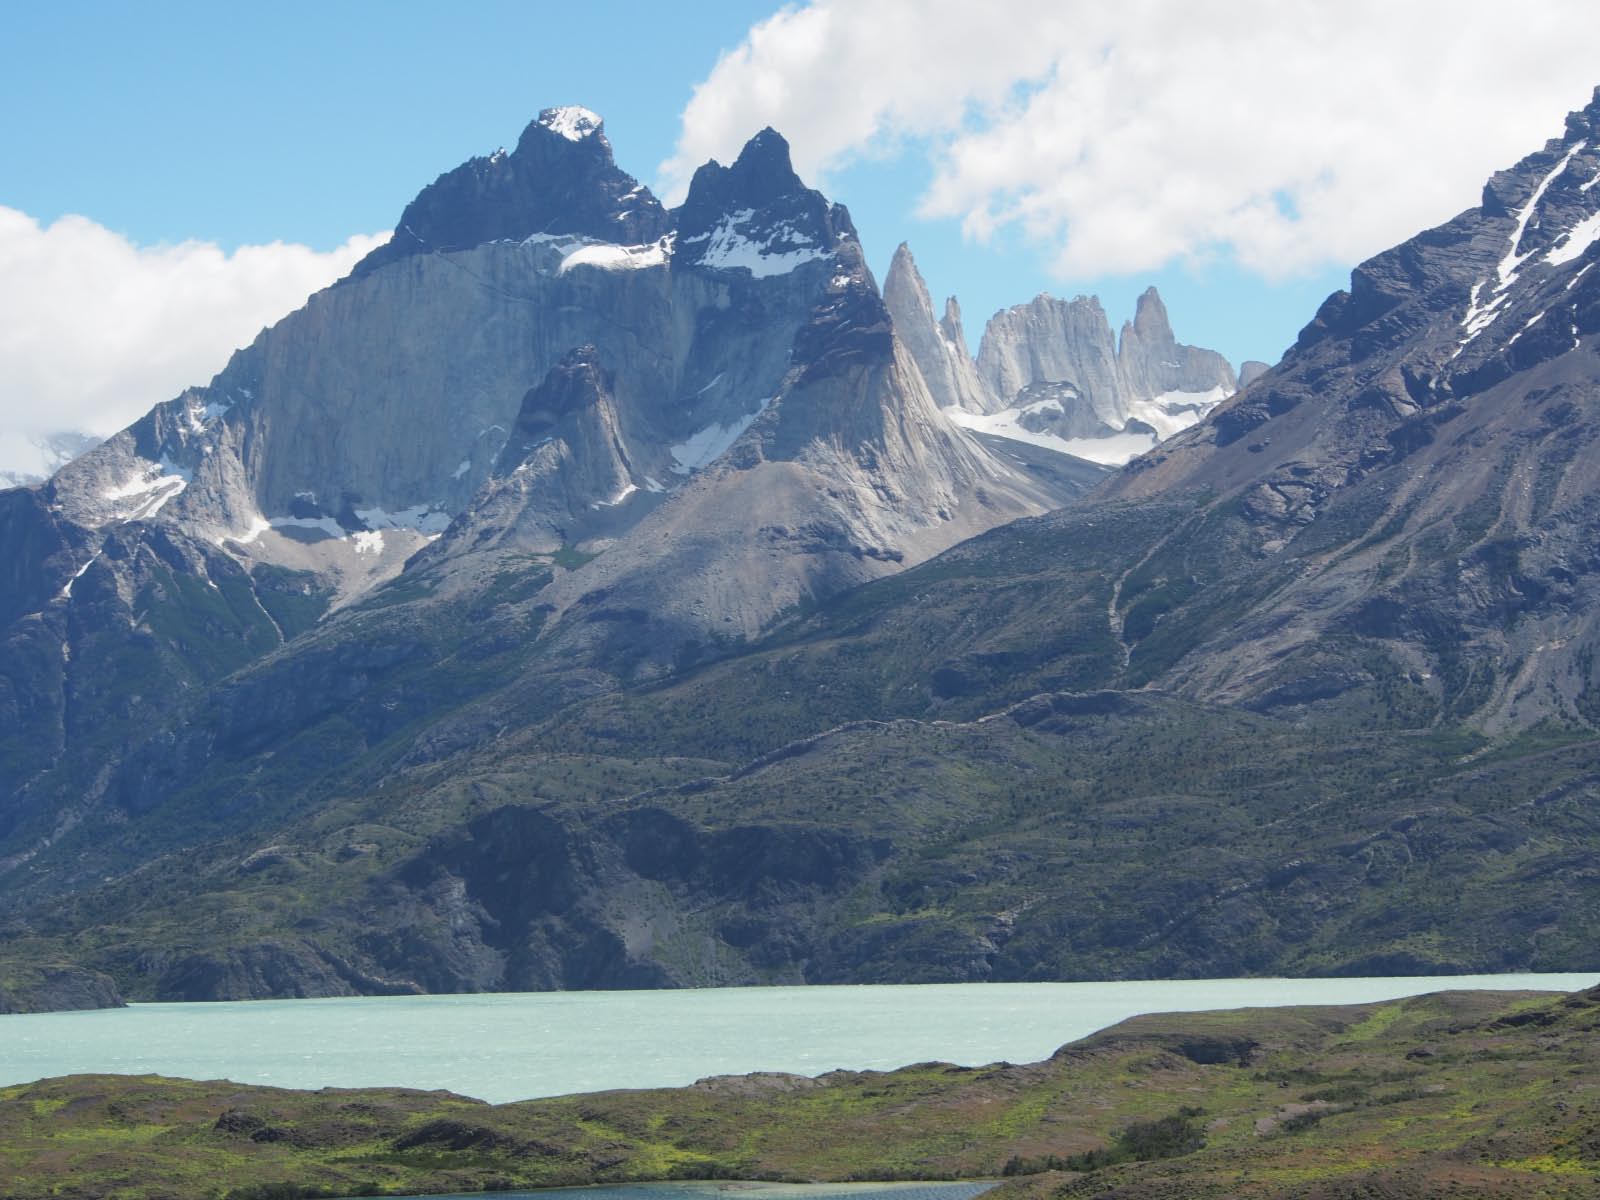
(8, 91), (1600, 1004)
(0, 108), (1096, 997)
(882, 244), (1237, 465)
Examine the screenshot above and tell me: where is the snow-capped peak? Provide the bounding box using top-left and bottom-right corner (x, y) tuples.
(538, 106), (603, 142)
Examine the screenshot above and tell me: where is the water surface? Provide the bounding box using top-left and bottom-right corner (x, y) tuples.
(3, 974), (1591, 1103)
(389, 1185), (996, 1200)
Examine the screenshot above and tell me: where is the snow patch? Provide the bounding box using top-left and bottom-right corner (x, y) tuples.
(1132, 386), (1228, 439)
(539, 106), (602, 141)
(60, 551), (102, 598)
(185, 398), (232, 434)
(1459, 141), (1587, 351)
(558, 235), (672, 275)
(102, 458), (191, 521)
(453, 459), (472, 479)
(355, 504), (452, 535)
(684, 210), (831, 278)
(670, 400), (772, 473)
(351, 530), (385, 556)
(1547, 208), (1600, 268)
(590, 482), (639, 509)
(945, 407), (1156, 467)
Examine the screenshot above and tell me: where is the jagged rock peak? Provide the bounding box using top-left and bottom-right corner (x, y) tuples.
(1118, 286), (1236, 400)
(499, 345), (613, 470)
(674, 127), (857, 277)
(883, 242), (993, 413)
(1127, 286), (1174, 344)
(535, 105), (604, 143)
(352, 106), (668, 277)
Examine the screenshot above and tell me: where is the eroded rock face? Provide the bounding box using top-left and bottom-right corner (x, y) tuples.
(966, 286), (1236, 462)
(885, 243), (1237, 466)
(883, 243), (994, 413)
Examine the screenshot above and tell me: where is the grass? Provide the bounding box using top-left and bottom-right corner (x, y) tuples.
(5, 987), (1600, 1200)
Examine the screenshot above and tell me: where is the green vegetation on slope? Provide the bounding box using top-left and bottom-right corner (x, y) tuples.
(5, 987), (1600, 1200)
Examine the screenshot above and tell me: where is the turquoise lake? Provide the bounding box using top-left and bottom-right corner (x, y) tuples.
(2, 974), (1593, 1103)
(386, 1185), (997, 1200)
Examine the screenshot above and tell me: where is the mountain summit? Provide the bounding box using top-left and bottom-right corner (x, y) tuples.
(884, 245), (1237, 464)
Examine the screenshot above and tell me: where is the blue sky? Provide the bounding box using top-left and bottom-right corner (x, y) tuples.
(3, 0), (1597, 447)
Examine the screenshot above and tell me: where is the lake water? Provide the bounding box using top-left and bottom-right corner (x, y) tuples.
(2, 974), (1592, 1103)
(389, 1185), (996, 1200)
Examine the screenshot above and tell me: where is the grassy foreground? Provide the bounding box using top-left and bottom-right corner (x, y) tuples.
(4, 987), (1600, 1200)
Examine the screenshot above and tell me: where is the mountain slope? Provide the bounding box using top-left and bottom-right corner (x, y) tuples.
(10, 92), (1600, 1002)
(0, 112), (1087, 931)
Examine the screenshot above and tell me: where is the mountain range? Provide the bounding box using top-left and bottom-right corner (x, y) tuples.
(4, 89), (1600, 1008)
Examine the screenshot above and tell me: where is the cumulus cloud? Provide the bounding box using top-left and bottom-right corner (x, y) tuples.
(664, 0), (1600, 278)
(0, 208), (387, 448)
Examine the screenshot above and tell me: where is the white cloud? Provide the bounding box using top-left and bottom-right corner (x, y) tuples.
(664, 0), (1600, 278)
(0, 208), (387, 446)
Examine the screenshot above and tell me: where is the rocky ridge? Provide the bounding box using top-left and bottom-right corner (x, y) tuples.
(883, 245), (1237, 465)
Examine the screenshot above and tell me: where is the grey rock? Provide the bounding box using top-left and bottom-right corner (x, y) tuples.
(882, 243), (995, 413)
(971, 287), (1236, 460)
(1239, 360), (1271, 388)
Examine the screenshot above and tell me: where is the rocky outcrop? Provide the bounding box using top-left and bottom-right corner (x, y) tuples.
(883, 244), (994, 413)
(964, 288), (1237, 462)
(978, 294), (1126, 425)
(1116, 287), (1236, 409)
(1238, 360), (1271, 388)
(437, 347), (648, 556)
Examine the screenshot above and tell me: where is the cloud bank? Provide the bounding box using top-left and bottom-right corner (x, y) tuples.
(0, 208), (386, 448)
(664, 0), (1600, 278)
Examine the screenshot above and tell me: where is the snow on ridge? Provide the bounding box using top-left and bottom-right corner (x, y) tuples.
(102, 458), (191, 522)
(945, 406), (1154, 466)
(683, 210), (831, 278)
(1459, 141), (1588, 352)
(1547, 208), (1600, 268)
(558, 235), (673, 275)
(539, 106), (603, 142)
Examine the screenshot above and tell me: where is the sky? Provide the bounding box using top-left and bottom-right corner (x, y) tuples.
(4, 0), (1600, 456)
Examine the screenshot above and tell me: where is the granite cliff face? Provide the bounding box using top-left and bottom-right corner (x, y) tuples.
(884, 245), (1236, 466)
(882, 244), (994, 414)
(968, 287), (1236, 463)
